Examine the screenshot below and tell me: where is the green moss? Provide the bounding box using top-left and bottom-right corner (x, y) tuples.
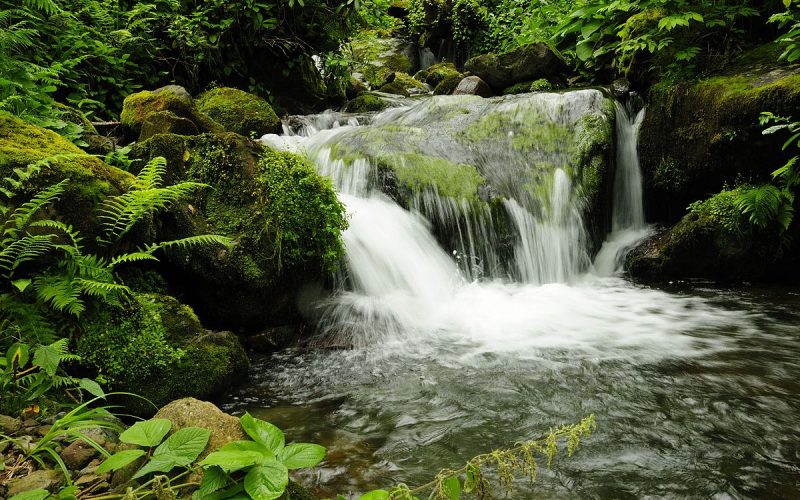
(53, 102), (97, 134)
(121, 87), (222, 136)
(460, 107), (572, 153)
(376, 152), (485, 201)
(529, 78), (553, 92)
(425, 62), (460, 87)
(434, 74), (463, 95)
(350, 35), (414, 87)
(379, 72), (428, 96)
(346, 94), (389, 113)
(687, 187), (748, 234)
(197, 87), (281, 137)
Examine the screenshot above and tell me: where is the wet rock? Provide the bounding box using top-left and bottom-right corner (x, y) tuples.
(611, 78), (631, 99)
(120, 85), (222, 139)
(346, 93), (389, 113)
(453, 76), (494, 98)
(245, 325), (301, 353)
(464, 42), (568, 92)
(7, 469), (65, 496)
(155, 398), (246, 459)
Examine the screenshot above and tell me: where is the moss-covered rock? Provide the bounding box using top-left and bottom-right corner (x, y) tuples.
(639, 60), (800, 223)
(345, 93), (389, 113)
(0, 112), (134, 240)
(78, 293), (248, 415)
(197, 87), (281, 137)
(378, 72), (428, 96)
(503, 78), (554, 95)
(424, 62), (461, 87)
(139, 110), (200, 140)
(120, 85), (222, 139)
(351, 35), (416, 88)
(130, 133), (347, 330)
(464, 42), (568, 92)
(433, 73), (462, 95)
(626, 187), (796, 281)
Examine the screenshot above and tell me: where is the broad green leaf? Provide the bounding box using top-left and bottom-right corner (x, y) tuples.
(197, 465), (229, 496)
(240, 413), (284, 453)
(442, 476), (461, 500)
(201, 449), (268, 473)
(575, 41), (594, 61)
(119, 418), (172, 447)
(358, 491), (389, 500)
(132, 455), (176, 480)
(244, 460), (289, 500)
(96, 449), (146, 474)
(8, 489), (49, 500)
(279, 443), (325, 469)
(193, 481), (244, 500)
(79, 378), (105, 398)
(153, 427), (210, 465)
(7, 343), (30, 370)
(32, 342), (60, 375)
(11, 278), (31, 292)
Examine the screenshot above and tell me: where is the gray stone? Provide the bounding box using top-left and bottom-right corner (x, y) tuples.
(452, 76), (494, 98)
(0, 414), (21, 434)
(464, 42), (568, 91)
(60, 439), (99, 470)
(7, 469), (65, 496)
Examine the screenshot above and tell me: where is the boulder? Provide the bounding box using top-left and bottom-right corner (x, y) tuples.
(464, 42), (568, 91)
(245, 325), (302, 353)
(197, 87), (281, 137)
(423, 62), (461, 87)
(78, 293), (249, 415)
(346, 93), (389, 113)
(0, 112), (134, 241)
(433, 73), (463, 95)
(453, 76), (494, 97)
(120, 85), (222, 139)
(154, 398), (246, 459)
(7, 470), (65, 496)
(0, 414), (22, 434)
(351, 36), (416, 88)
(139, 110), (200, 140)
(378, 72), (428, 97)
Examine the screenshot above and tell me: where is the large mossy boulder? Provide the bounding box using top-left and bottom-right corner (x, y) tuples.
(351, 35), (416, 88)
(639, 55), (800, 223)
(0, 112), (134, 239)
(464, 42), (568, 92)
(121, 85), (222, 140)
(626, 188), (798, 281)
(197, 87), (281, 137)
(130, 132), (347, 330)
(378, 72), (428, 97)
(77, 293), (248, 415)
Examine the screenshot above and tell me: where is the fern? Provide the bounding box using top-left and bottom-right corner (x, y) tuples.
(145, 234), (233, 253)
(734, 185), (785, 227)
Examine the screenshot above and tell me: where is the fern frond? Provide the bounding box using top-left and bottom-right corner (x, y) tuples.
(22, 0), (61, 15)
(29, 219), (83, 248)
(0, 234), (56, 278)
(146, 234), (233, 253)
(135, 156), (167, 190)
(75, 278), (131, 299)
(9, 179), (69, 231)
(109, 251), (159, 268)
(734, 184), (785, 227)
(33, 274), (84, 317)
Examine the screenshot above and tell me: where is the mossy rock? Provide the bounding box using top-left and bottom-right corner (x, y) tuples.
(197, 87), (281, 137)
(120, 85), (222, 139)
(424, 62), (461, 87)
(433, 74), (462, 95)
(346, 93), (389, 113)
(140, 110), (200, 140)
(79, 293), (248, 415)
(351, 35), (415, 87)
(0, 112), (134, 241)
(639, 57), (800, 223)
(464, 42), (568, 92)
(130, 133), (347, 330)
(503, 78), (553, 95)
(379, 72), (428, 97)
(626, 188), (797, 281)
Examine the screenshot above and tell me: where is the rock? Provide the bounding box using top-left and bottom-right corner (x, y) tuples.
(452, 76), (494, 98)
(464, 42), (568, 92)
(346, 78), (368, 99)
(346, 94), (389, 113)
(639, 58), (800, 223)
(350, 37), (415, 88)
(378, 72), (428, 97)
(0, 113), (135, 240)
(120, 85), (222, 139)
(424, 62), (461, 88)
(130, 133), (347, 330)
(7, 469), (65, 496)
(611, 78), (631, 99)
(78, 293), (249, 416)
(245, 325), (301, 353)
(61, 439), (99, 470)
(0, 414), (21, 434)
(155, 398), (246, 459)
(139, 110), (200, 140)
(433, 74), (463, 95)
(197, 87), (281, 137)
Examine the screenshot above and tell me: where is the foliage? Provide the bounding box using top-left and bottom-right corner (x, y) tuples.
(94, 412), (326, 500)
(688, 186), (748, 234)
(770, 0), (800, 63)
(1, 395), (123, 482)
(355, 415), (596, 500)
(257, 150), (348, 271)
(732, 112), (800, 234)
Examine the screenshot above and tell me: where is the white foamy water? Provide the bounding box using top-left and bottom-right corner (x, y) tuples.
(261, 95), (755, 359)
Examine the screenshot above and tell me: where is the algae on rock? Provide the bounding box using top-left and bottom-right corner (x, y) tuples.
(197, 87), (281, 137)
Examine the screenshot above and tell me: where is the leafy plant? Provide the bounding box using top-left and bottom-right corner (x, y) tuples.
(770, 0), (800, 63)
(355, 415), (596, 500)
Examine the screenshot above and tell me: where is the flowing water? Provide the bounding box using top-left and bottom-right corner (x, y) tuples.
(223, 93), (800, 498)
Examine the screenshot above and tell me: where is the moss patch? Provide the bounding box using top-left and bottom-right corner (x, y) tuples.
(379, 72), (428, 96)
(346, 93), (389, 113)
(434, 74), (463, 95)
(121, 86), (222, 137)
(197, 87), (281, 137)
(377, 152), (485, 201)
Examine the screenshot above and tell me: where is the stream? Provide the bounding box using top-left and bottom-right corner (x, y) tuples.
(222, 92), (800, 498)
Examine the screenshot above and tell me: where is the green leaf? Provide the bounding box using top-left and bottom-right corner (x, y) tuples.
(8, 489), (49, 500)
(7, 343), (29, 370)
(119, 418), (172, 447)
(96, 449), (146, 474)
(243, 460), (289, 500)
(11, 278), (31, 292)
(79, 378), (105, 398)
(197, 465), (229, 496)
(463, 463), (479, 493)
(278, 443), (326, 469)
(201, 444), (269, 473)
(575, 41), (594, 61)
(442, 476), (460, 500)
(32, 342), (61, 375)
(153, 427), (210, 465)
(132, 455), (177, 480)
(358, 491), (390, 500)
(240, 413), (284, 453)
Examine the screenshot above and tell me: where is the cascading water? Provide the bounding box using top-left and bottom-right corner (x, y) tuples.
(230, 92), (800, 498)
(593, 100), (652, 276)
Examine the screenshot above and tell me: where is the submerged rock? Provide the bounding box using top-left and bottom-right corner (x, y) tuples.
(464, 42), (568, 92)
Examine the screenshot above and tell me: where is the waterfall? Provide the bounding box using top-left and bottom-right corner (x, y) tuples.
(593, 101), (651, 277)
